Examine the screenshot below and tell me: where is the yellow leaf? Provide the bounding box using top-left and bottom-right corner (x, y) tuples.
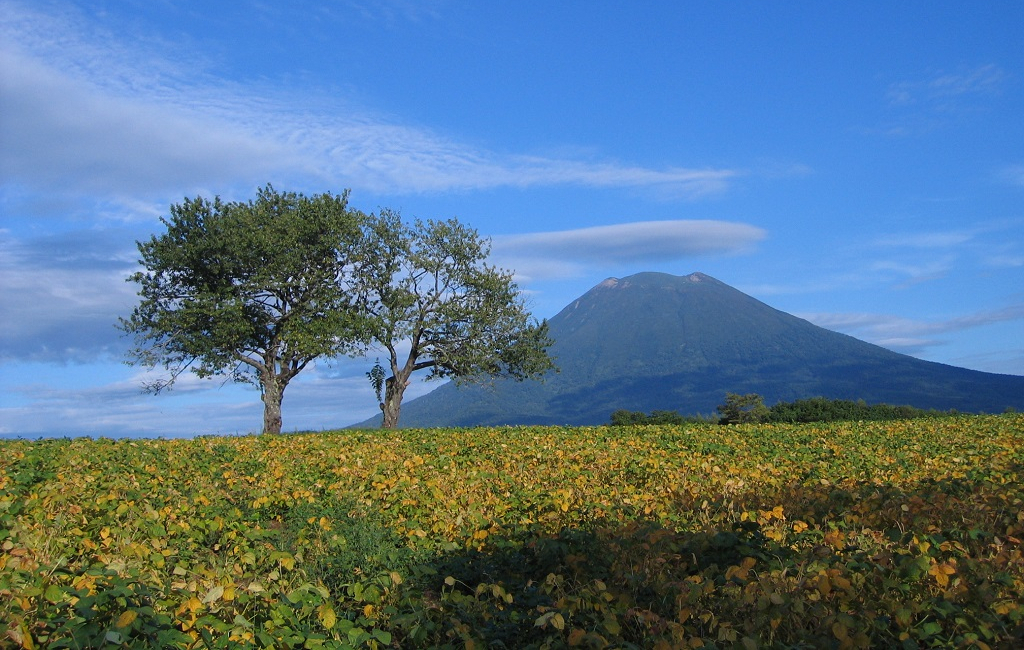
(319, 604), (337, 630)
(115, 610), (137, 629)
(364, 604), (374, 618)
(202, 585), (224, 604)
(10, 621), (35, 650)
(831, 574), (852, 591)
(222, 585), (235, 601)
(817, 574), (832, 597)
(551, 612), (565, 631)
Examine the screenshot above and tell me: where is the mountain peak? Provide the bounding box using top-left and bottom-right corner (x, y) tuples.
(594, 271), (721, 291)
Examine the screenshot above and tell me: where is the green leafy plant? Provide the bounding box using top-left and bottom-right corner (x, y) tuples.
(2, 415), (1022, 647)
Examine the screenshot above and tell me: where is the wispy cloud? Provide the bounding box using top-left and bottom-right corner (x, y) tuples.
(945, 349), (1024, 377)
(0, 228), (139, 362)
(868, 222), (1024, 278)
(887, 64), (1005, 107)
(997, 164), (1024, 188)
(1, 373), (262, 437)
(802, 303), (1024, 355)
(871, 64), (1006, 136)
(0, 360), (430, 437)
(493, 220), (766, 281)
(0, 1), (736, 205)
(872, 230), (974, 249)
(869, 258), (955, 287)
(982, 247), (1024, 269)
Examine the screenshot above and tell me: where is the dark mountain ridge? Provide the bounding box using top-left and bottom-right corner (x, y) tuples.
(354, 272), (1024, 427)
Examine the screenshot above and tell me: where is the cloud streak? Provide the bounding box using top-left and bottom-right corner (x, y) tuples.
(0, 2), (736, 203)
(870, 64), (1006, 137)
(0, 228), (139, 362)
(998, 164), (1024, 188)
(0, 360), (432, 437)
(887, 64), (1005, 107)
(872, 231), (974, 249)
(493, 220), (766, 280)
(802, 303), (1024, 355)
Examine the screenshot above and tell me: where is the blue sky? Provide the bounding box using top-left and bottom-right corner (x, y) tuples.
(1, 1), (1022, 438)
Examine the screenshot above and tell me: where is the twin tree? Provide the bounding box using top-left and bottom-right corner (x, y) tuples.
(121, 185), (555, 433)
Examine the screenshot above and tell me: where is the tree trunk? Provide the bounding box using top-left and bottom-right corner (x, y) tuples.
(262, 375), (285, 434)
(380, 375), (407, 429)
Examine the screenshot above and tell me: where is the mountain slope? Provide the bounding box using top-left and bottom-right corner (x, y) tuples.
(354, 272), (1024, 427)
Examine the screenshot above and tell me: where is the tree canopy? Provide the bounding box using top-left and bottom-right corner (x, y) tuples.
(357, 209), (555, 428)
(717, 392), (770, 424)
(121, 185), (368, 434)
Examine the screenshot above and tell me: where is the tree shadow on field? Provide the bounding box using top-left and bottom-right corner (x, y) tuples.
(391, 470), (1024, 649)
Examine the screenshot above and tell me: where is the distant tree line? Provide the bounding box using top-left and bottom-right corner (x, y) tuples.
(611, 393), (959, 426)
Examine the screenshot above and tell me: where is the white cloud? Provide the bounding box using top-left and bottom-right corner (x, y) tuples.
(927, 64), (1005, 98)
(0, 1), (737, 203)
(802, 303), (1024, 355)
(0, 45), (298, 198)
(872, 231), (973, 248)
(946, 349), (1024, 377)
(983, 250), (1024, 268)
(997, 164), (1024, 188)
(1, 381), (261, 438)
(493, 220), (766, 280)
(876, 64), (1006, 136)
(0, 359), (437, 438)
(869, 258), (954, 286)
(0, 228), (139, 362)
(887, 64), (1005, 107)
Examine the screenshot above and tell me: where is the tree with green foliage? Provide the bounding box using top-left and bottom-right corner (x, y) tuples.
(121, 185), (368, 435)
(718, 392), (769, 424)
(356, 209), (556, 428)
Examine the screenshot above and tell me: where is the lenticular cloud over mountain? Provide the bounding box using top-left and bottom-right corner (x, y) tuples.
(494, 220), (766, 265)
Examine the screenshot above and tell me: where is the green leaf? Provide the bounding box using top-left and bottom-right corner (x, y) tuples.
(44, 584), (63, 604)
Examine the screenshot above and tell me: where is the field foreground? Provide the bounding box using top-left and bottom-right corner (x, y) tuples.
(2, 416), (1023, 648)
